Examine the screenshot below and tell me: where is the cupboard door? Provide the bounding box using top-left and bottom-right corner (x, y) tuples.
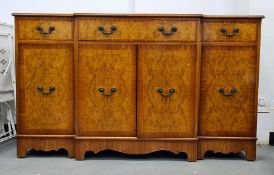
(200, 46), (257, 137)
(18, 44), (74, 135)
(78, 44), (136, 137)
(138, 45), (197, 138)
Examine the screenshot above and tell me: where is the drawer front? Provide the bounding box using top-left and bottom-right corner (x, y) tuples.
(203, 20), (258, 42)
(17, 17), (73, 40)
(78, 44), (136, 137)
(78, 18), (197, 41)
(18, 44), (74, 135)
(138, 45), (197, 138)
(200, 46), (257, 137)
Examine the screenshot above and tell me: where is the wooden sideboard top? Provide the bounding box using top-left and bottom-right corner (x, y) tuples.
(11, 13), (265, 19)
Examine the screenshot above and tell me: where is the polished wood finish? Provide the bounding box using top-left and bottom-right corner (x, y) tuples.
(75, 138), (197, 161)
(137, 45), (196, 138)
(78, 44), (136, 137)
(17, 44), (74, 135)
(14, 13), (263, 161)
(17, 136), (74, 158)
(12, 13), (264, 19)
(15, 16), (75, 157)
(198, 138), (256, 161)
(78, 17), (198, 41)
(17, 17), (74, 41)
(198, 17), (262, 161)
(203, 19), (258, 42)
(200, 45), (257, 137)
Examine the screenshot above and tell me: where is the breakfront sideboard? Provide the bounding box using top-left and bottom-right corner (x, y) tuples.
(13, 13), (264, 161)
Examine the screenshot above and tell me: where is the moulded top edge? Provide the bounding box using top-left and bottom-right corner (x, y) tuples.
(12, 13), (74, 17)
(73, 13), (203, 18)
(202, 15), (265, 19)
(12, 13), (202, 18)
(12, 13), (265, 19)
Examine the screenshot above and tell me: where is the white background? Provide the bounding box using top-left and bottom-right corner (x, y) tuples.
(0, 0), (273, 144)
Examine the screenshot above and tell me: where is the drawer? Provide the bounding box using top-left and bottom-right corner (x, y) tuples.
(203, 20), (259, 42)
(17, 17), (74, 40)
(78, 18), (198, 41)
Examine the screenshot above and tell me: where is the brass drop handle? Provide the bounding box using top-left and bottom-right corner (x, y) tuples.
(218, 88), (237, 97)
(98, 26), (117, 35)
(98, 87), (116, 96)
(36, 26), (55, 34)
(37, 86), (55, 95)
(158, 27), (177, 36)
(157, 88), (176, 97)
(220, 28), (240, 37)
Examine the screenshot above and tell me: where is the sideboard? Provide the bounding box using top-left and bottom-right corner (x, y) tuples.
(13, 13), (264, 161)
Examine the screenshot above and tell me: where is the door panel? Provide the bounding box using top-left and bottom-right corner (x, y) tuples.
(138, 45), (197, 138)
(78, 44), (136, 137)
(18, 44), (74, 135)
(199, 46), (257, 137)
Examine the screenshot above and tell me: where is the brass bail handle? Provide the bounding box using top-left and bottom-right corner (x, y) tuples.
(220, 28), (240, 37)
(98, 87), (117, 96)
(37, 86), (55, 95)
(158, 26), (177, 36)
(157, 88), (176, 97)
(36, 26), (55, 35)
(98, 26), (117, 35)
(218, 88), (237, 96)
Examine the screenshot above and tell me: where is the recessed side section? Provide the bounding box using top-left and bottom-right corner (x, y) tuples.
(17, 17), (74, 41)
(199, 45), (257, 137)
(17, 136), (74, 158)
(198, 137), (256, 161)
(202, 19), (259, 42)
(17, 44), (74, 135)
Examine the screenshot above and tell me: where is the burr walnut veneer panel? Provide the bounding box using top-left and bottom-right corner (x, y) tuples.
(138, 45), (196, 138)
(78, 44), (136, 137)
(78, 17), (198, 41)
(200, 46), (257, 137)
(17, 17), (74, 41)
(17, 44), (74, 135)
(203, 20), (258, 42)
(14, 13), (263, 161)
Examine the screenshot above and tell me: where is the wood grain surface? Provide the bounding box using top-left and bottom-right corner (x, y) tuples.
(78, 44), (136, 137)
(75, 139), (197, 161)
(14, 13), (263, 161)
(199, 45), (257, 137)
(18, 44), (74, 135)
(78, 17), (198, 41)
(203, 19), (259, 42)
(138, 45), (197, 138)
(17, 17), (74, 41)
